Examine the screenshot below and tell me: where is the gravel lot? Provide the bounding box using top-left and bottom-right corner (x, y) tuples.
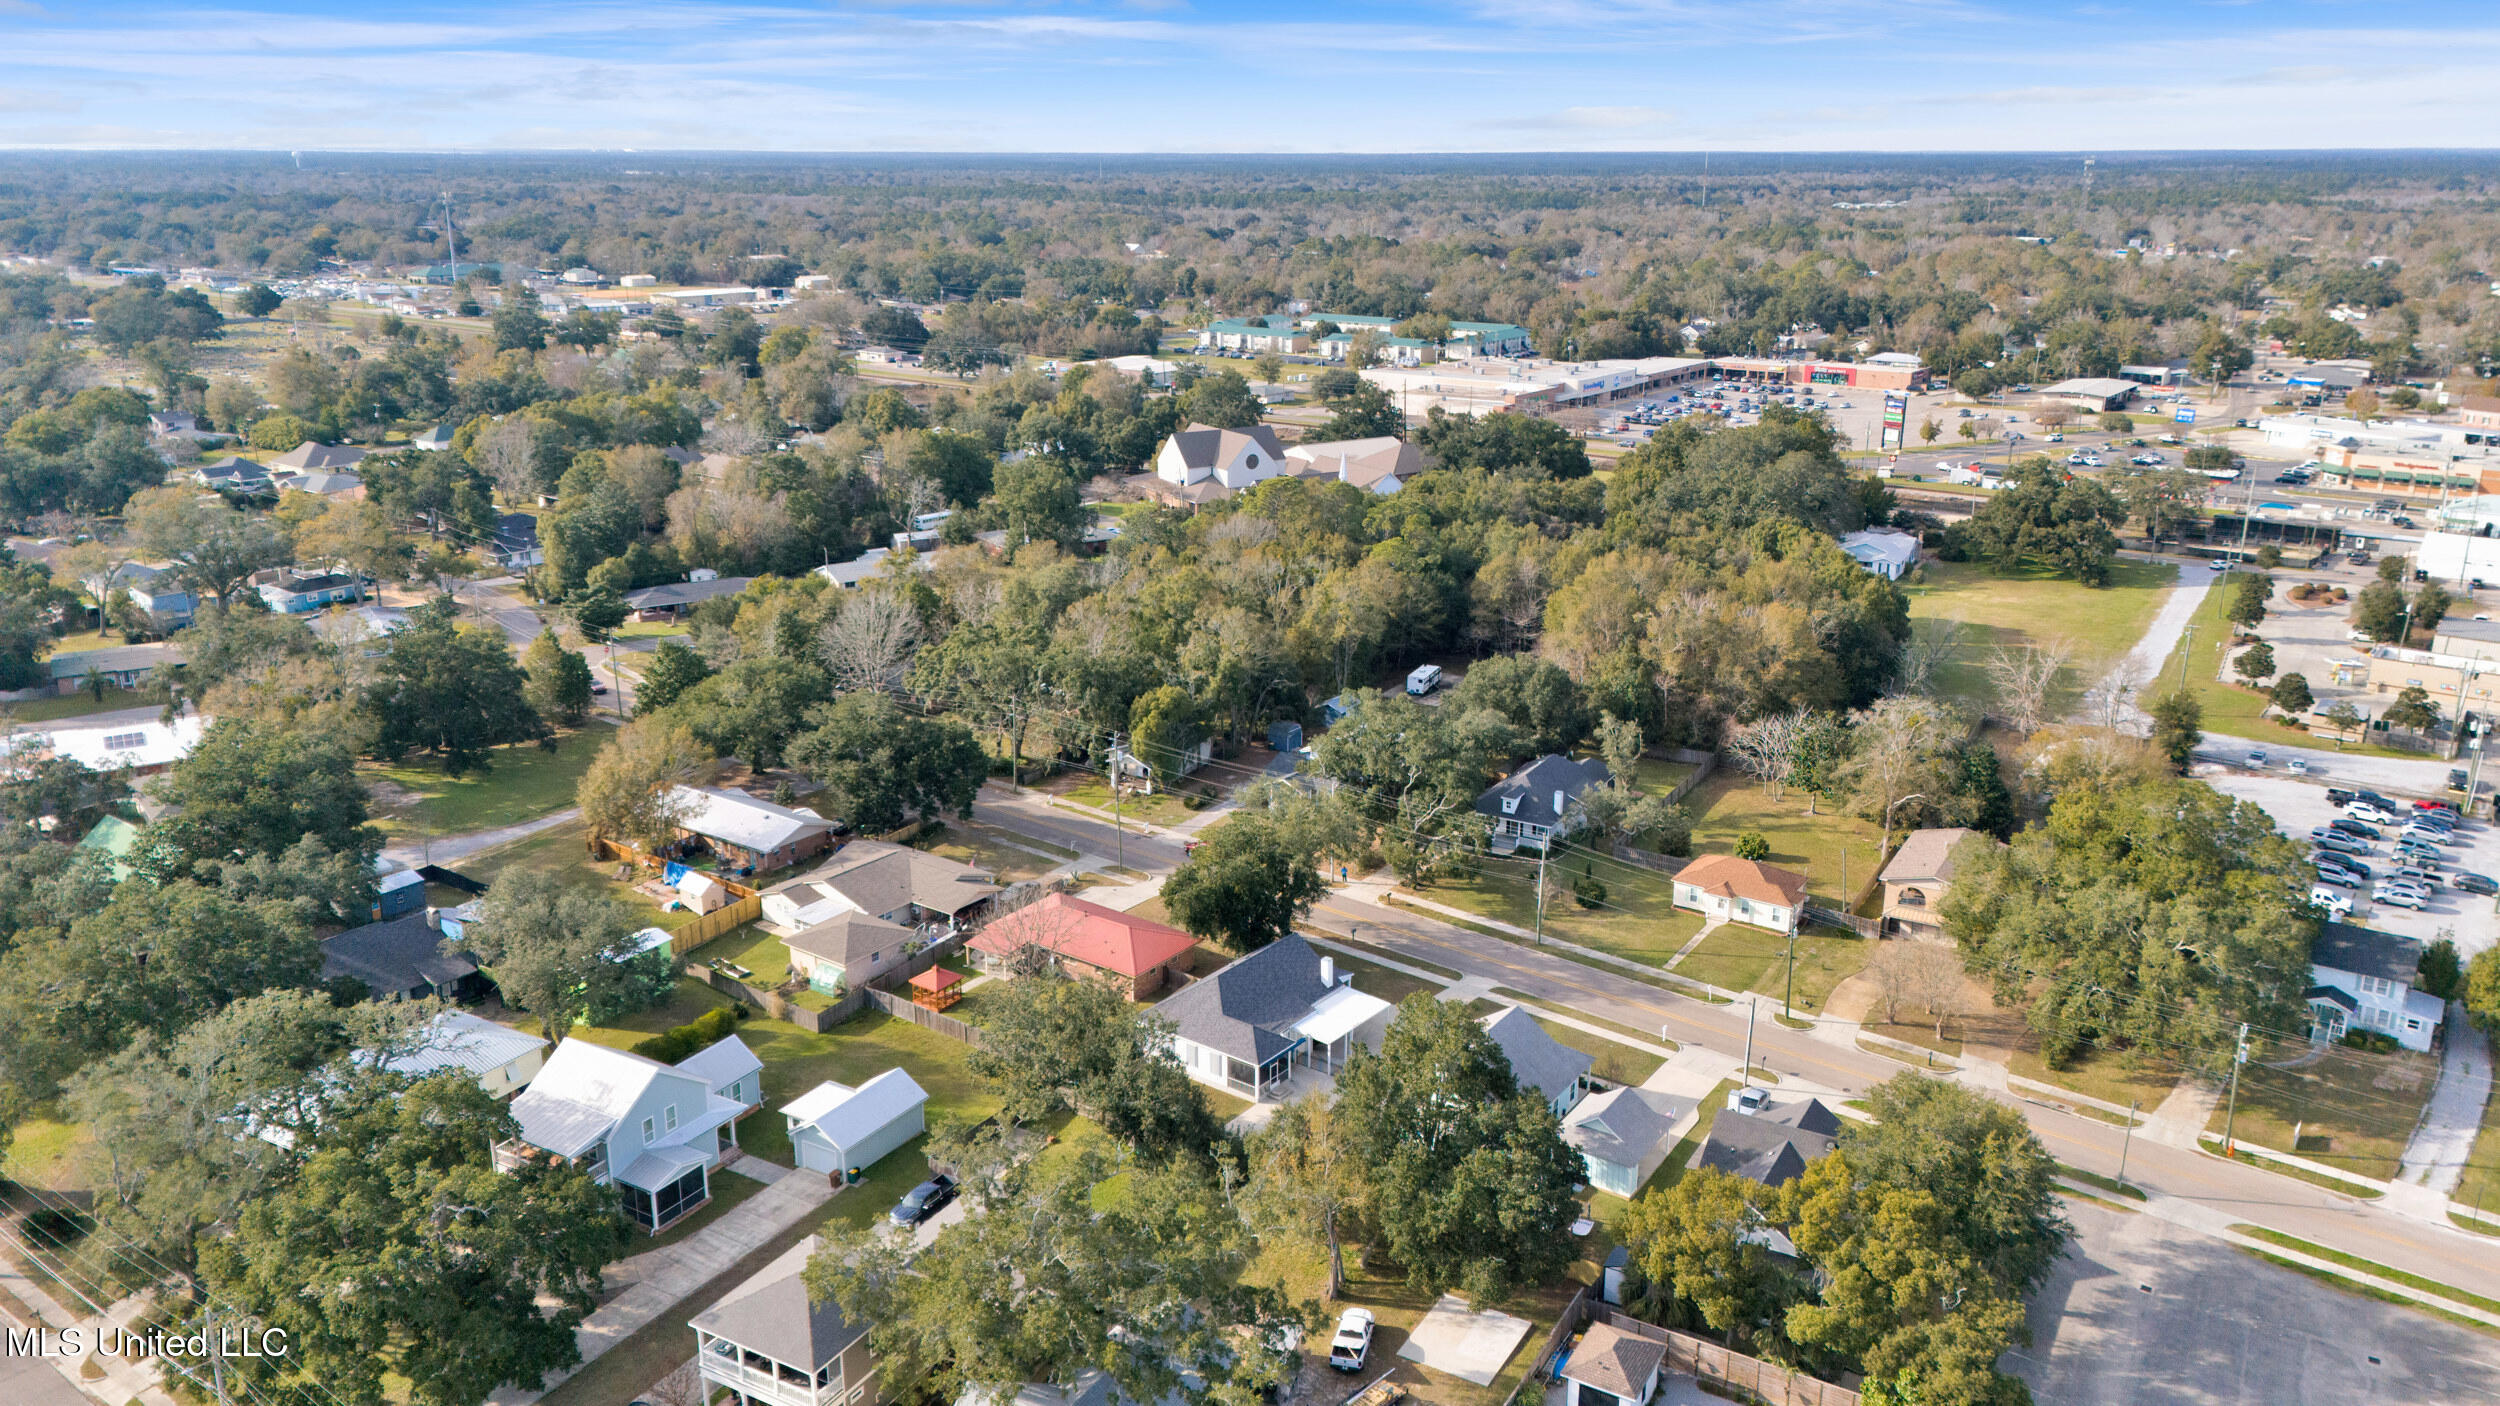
(2202, 768), (2500, 955)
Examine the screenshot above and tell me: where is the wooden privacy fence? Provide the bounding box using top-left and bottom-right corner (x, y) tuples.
(1657, 749), (1717, 807)
(1500, 1287), (1590, 1406)
(867, 988), (986, 1046)
(589, 836), (765, 956)
(1592, 1309), (1861, 1406)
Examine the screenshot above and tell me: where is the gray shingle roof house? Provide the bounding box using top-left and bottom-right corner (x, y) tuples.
(1560, 1319), (1668, 1406)
(1564, 1087), (1691, 1197)
(625, 575), (755, 617)
(266, 441), (369, 472)
(1475, 754), (1613, 848)
(1478, 1005), (1593, 1117)
(320, 910), (484, 1003)
(1694, 1095), (1841, 1187)
(1153, 934), (1393, 1102)
(490, 512), (543, 571)
(691, 1232), (877, 1406)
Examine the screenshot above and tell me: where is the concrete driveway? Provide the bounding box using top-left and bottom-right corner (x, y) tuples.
(2201, 769), (2500, 954)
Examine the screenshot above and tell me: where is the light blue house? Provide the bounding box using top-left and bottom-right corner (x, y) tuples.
(782, 1068), (928, 1178)
(256, 569), (365, 614)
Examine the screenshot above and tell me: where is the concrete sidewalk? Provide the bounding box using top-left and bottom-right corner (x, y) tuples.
(2401, 1001), (2492, 1196)
(486, 1166), (835, 1406)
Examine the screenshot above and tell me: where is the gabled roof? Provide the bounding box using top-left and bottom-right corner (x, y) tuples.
(492, 511), (540, 551)
(1163, 421), (1286, 472)
(967, 892), (1196, 979)
(319, 911), (478, 999)
(688, 1233), (869, 1369)
(1479, 1006), (1594, 1109)
(1694, 1104), (1839, 1187)
(782, 1067), (928, 1138)
(1563, 1087), (1690, 1170)
(624, 576), (755, 610)
(508, 1038), (684, 1158)
(2312, 921), (2425, 987)
(1152, 934), (1340, 1065)
(266, 441), (369, 471)
(799, 841), (997, 918)
(672, 1033), (763, 1096)
(1674, 855), (1810, 910)
(1284, 437), (1420, 491)
(1472, 754), (1612, 828)
(1561, 1321), (1667, 1399)
(783, 908), (914, 971)
(379, 1010), (549, 1081)
(1879, 828), (1980, 887)
(44, 641), (186, 681)
(668, 785), (833, 855)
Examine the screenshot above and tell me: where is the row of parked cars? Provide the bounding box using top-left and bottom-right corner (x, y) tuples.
(2306, 789), (2490, 915)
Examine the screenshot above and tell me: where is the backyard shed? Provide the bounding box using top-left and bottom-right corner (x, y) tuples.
(782, 1068), (929, 1177)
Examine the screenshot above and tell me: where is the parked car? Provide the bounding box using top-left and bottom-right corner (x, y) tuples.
(889, 1174), (958, 1228)
(2312, 864), (2361, 889)
(2326, 788), (2357, 807)
(2288, 757), (2311, 774)
(2310, 828), (2369, 855)
(2449, 770), (2472, 793)
(2329, 818), (2380, 839)
(2247, 749), (2269, 767)
(2311, 885), (2355, 916)
(2349, 802), (2400, 825)
(2357, 790), (2402, 811)
(2392, 865), (2445, 889)
(1330, 1309), (1377, 1372)
(2452, 872), (2498, 896)
(2373, 885), (2430, 911)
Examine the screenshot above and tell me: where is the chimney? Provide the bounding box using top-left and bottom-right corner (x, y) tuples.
(1552, 789), (1565, 819)
(1320, 955), (1336, 988)
(424, 906), (440, 930)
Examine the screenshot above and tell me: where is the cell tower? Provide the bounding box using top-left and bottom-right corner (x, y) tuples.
(2083, 155), (2096, 197)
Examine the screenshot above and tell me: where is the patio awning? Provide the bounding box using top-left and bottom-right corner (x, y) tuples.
(616, 1142), (709, 1192)
(1293, 986), (1393, 1046)
(2304, 983), (2358, 1014)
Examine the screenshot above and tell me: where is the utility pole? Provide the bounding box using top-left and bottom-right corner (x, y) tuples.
(1533, 842), (1551, 945)
(207, 1301), (229, 1406)
(2221, 1021), (2251, 1156)
(1108, 732), (1125, 868)
(2118, 1100), (2140, 1185)
(1783, 924), (1798, 1020)
(2177, 623), (2195, 688)
(1742, 996), (1757, 1085)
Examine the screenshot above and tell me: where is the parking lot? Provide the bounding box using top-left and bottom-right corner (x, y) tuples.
(2200, 768), (2500, 955)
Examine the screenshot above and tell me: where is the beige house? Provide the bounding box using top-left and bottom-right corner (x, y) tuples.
(1284, 436), (1422, 495)
(1671, 856), (1808, 935)
(1878, 828), (1990, 940)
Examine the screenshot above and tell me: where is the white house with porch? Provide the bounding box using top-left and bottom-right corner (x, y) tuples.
(1472, 754), (1612, 851)
(1153, 935), (1392, 1102)
(500, 1037), (753, 1233)
(2307, 922), (2444, 1054)
(690, 1232), (879, 1406)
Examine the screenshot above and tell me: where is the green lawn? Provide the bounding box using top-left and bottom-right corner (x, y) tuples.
(1587, 1078), (1737, 1225)
(639, 1168), (768, 1252)
(2007, 1045), (2178, 1114)
(1675, 924), (1873, 1013)
(1632, 756), (1698, 796)
(2458, 1084), (2500, 1220)
(0, 685), (155, 723)
(732, 1010), (1000, 1168)
(1053, 777), (1199, 827)
(366, 726), (613, 840)
(2206, 1041), (2437, 1181)
(1416, 857), (1705, 968)
(698, 925), (796, 983)
(1685, 772), (1888, 905)
(0, 1106), (97, 1193)
(2156, 573), (2423, 759)
(458, 818), (670, 927)
(615, 620), (691, 639)
(1314, 946), (1445, 1005)
(916, 822), (1071, 881)
(1535, 1016), (1665, 1087)
(1901, 557), (2179, 711)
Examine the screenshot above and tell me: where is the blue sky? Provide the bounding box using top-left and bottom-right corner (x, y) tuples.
(1, 1), (2495, 152)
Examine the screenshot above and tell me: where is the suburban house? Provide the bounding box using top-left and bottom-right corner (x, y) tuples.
(624, 573), (755, 621)
(194, 455), (272, 494)
(502, 1037), (754, 1233)
(319, 908), (486, 1004)
(1478, 1005), (1594, 1118)
(1559, 1319), (1668, 1406)
(1671, 856), (1809, 934)
(377, 1010), (550, 1099)
(689, 1232), (878, 1406)
(267, 441), (369, 474)
(1878, 828), (1990, 940)
(1839, 527), (1920, 581)
(2308, 922), (2445, 1054)
(490, 511), (545, 571)
(148, 410), (206, 438)
(667, 785), (838, 873)
(3, 715), (207, 776)
(779, 909), (915, 997)
(815, 546), (937, 590)
(1563, 1087), (1691, 1197)
(83, 562), (195, 630)
(1152, 422), (1291, 502)
(1283, 436), (1421, 495)
(675, 1034), (766, 1113)
(272, 468), (363, 499)
(410, 424), (456, 452)
(314, 604), (411, 651)
(41, 641), (186, 694)
(1154, 935), (1394, 1102)
(763, 842), (1000, 934)
(967, 892), (1198, 998)
(1473, 754), (1613, 850)
(781, 1067), (929, 1178)
(254, 567), (366, 614)
(1694, 1093), (1841, 1188)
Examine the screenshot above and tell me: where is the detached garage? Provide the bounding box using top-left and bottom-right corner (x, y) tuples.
(782, 1068), (928, 1177)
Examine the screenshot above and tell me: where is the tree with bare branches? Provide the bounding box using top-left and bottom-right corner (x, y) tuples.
(1726, 709), (1813, 801)
(1983, 638), (2076, 736)
(1867, 940), (1966, 1040)
(1893, 618), (1961, 697)
(819, 587), (921, 695)
(1842, 696), (1954, 856)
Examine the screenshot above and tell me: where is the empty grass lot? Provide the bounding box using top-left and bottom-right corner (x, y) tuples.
(2459, 1092), (2500, 1221)
(2006, 1045), (2178, 1114)
(1685, 772), (1887, 906)
(2157, 570), (2422, 759)
(1901, 557), (2179, 712)
(457, 817), (670, 927)
(365, 726), (613, 840)
(1051, 776), (1200, 828)
(1535, 1016), (1666, 1087)
(915, 822), (1072, 881)
(1676, 925), (1874, 1013)
(2205, 1041), (2437, 1182)
(1416, 858), (1704, 968)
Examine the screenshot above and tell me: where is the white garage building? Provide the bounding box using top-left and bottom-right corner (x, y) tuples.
(782, 1068), (929, 1177)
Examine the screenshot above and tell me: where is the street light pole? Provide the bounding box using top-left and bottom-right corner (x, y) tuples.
(2119, 1100), (2140, 1185)
(2221, 1022), (2251, 1156)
